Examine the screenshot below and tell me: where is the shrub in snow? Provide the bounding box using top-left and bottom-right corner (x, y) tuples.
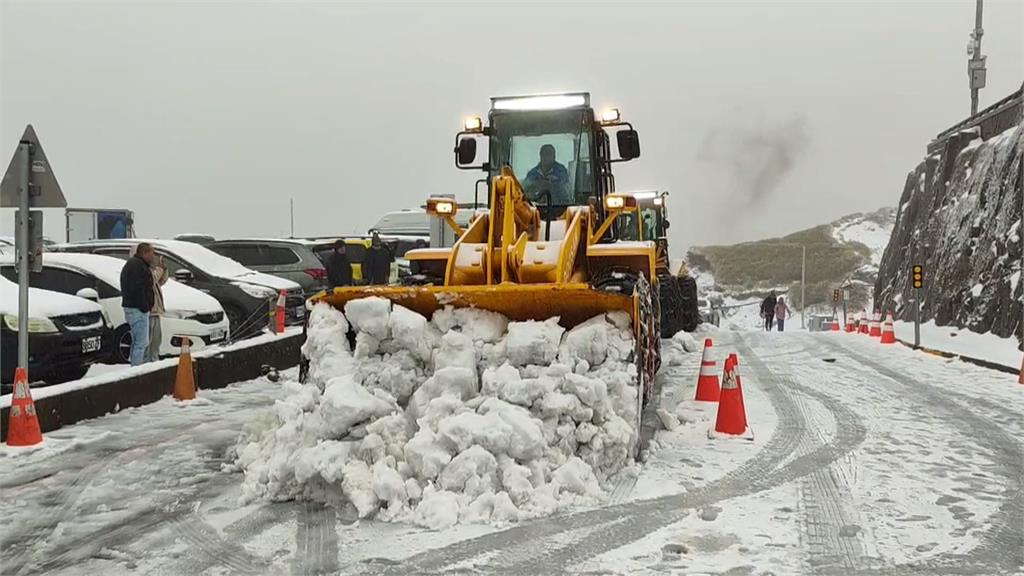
(234, 303), (641, 529)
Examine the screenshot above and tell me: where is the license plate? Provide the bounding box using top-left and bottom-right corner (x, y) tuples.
(293, 307), (305, 318)
(210, 329), (226, 342)
(82, 336), (101, 354)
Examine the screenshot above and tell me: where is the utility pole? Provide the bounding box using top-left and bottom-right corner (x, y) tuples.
(15, 143), (30, 369)
(968, 0), (986, 116)
(800, 245), (806, 330)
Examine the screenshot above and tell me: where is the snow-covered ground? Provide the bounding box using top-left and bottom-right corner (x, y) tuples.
(1, 324), (1021, 575)
(893, 319), (1022, 370)
(833, 217), (893, 266)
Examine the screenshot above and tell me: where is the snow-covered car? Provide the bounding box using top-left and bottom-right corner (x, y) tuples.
(0, 253), (230, 362)
(0, 277), (112, 388)
(698, 298), (720, 326)
(52, 239), (304, 338)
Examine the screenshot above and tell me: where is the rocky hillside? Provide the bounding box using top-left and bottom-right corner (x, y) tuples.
(687, 207), (896, 310)
(875, 122), (1022, 341)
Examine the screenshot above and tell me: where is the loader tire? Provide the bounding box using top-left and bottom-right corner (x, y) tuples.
(657, 272), (685, 338)
(678, 275), (699, 332)
(632, 273), (658, 460)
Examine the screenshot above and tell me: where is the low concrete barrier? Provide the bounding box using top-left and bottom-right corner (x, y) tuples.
(1, 333), (303, 441)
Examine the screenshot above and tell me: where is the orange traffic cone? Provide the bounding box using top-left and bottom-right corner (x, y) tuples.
(860, 310), (870, 334)
(711, 354), (749, 437)
(173, 337), (196, 401)
(831, 317), (840, 331)
(869, 310), (882, 337)
(880, 311), (896, 344)
(274, 290), (286, 334)
(694, 338), (720, 402)
(7, 368), (43, 447)
(845, 316), (855, 332)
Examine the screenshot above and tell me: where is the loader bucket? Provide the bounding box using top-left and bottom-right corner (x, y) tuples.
(312, 283), (634, 329)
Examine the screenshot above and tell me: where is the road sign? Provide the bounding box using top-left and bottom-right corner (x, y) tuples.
(1, 125), (67, 208)
(14, 210), (43, 273)
(912, 264), (924, 289)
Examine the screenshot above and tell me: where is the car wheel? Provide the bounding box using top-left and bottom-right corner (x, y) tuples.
(48, 365), (90, 384)
(113, 325), (133, 364)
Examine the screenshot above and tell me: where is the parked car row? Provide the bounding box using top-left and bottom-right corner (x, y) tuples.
(2, 230), (430, 388)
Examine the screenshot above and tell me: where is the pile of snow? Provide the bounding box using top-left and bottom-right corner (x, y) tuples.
(232, 299), (642, 529)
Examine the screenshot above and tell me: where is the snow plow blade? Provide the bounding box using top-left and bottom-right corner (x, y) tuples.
(312, 283), (635, 329)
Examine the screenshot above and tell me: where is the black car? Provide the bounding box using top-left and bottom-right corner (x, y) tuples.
(0, 279), (112, 388)
(53, 239), (305, 339)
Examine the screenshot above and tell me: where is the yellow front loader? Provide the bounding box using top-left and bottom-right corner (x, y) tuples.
(306, 93), (662, 413)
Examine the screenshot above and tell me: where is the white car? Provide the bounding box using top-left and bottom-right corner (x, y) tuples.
(698, 297), (720, 326)
(0, 277), (111, 387)
(0, 253), (230, 362)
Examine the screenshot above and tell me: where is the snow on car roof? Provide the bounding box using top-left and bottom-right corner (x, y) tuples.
(36, 252), (222, 314)
(0, 276), (102, 317)
(59, 238), (256, 279)
(213, 237), (321, 246)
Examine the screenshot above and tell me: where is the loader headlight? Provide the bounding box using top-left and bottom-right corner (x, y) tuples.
(605, 196), (624, 209)
(426, 198), (458, 216)
(2, 314), (59, 333)
(464, 116), (483, 132)
(600, 108), (621, 124)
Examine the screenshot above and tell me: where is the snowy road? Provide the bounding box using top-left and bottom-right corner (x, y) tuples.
(1, 331), (1021, 576)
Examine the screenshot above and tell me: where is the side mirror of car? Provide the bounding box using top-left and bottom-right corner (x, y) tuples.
(174, 269), (194, 284)
(616, 129), (641, 160)
(456, 137), (477, 166)
(76, 287), (100, 302)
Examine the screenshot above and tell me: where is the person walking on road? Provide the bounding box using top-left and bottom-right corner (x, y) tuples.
(761, 291), (776, 332)
(144, 255), (169, 363)
(120, 243), (156, 366)
(774, 296), (792, 332)
(325, 240), (353, 289)
(363, 231), (394, 285)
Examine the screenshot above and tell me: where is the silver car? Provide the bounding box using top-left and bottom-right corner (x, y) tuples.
(207, 239), (328, 296)
(698, 297), (720, 326)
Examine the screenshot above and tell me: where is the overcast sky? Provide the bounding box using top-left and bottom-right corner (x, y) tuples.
(2, 1), (1021, 250)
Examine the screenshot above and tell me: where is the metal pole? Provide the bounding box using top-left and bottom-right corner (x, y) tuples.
(16, 142), (30, 369)
(912, 241), (921, 347)
(800, 245), (806, 329)
(289, 198), (294, 238)
(970, 0), (984, 115)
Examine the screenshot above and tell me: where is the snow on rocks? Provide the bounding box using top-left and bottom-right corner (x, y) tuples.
(234, 300), (640, 529)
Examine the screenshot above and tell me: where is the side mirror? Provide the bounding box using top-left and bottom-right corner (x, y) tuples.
(174, 269), (194, 284)
(456, 137), (477, 166)
(76, 287), (100, 302)
(616, 129), (641, 160)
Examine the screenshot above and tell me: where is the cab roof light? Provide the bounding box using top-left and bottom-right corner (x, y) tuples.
(464, 116), (483, 132)
(492, 93), (589, 111)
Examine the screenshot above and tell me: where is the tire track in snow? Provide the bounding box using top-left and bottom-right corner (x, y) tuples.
(293, 500), (340, 576)
(816, 338), (1024, 576)
(359, 332), (866, 575)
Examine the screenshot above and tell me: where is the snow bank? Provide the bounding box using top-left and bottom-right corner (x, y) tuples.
(233, 300), (641, 528)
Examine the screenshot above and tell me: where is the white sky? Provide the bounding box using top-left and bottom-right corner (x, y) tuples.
(2, 1), (1022, 250)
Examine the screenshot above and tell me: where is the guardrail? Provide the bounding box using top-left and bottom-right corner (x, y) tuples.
(0, 332), (303, 441)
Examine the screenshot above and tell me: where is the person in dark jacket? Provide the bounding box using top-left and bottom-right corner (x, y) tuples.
(363, 232), (394, 285)
(761, 291), (776, 332)
(325, 240), (353, 289)
(120, 243), (156, 365)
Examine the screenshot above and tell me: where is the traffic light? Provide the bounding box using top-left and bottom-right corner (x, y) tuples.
(912, 264), (923, 289)
(832, 289), (840, 302)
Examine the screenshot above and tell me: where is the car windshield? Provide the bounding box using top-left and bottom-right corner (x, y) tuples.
(489, 108), (592, 206)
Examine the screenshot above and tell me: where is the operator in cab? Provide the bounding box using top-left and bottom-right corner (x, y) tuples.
(523, 144), (571, 204)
